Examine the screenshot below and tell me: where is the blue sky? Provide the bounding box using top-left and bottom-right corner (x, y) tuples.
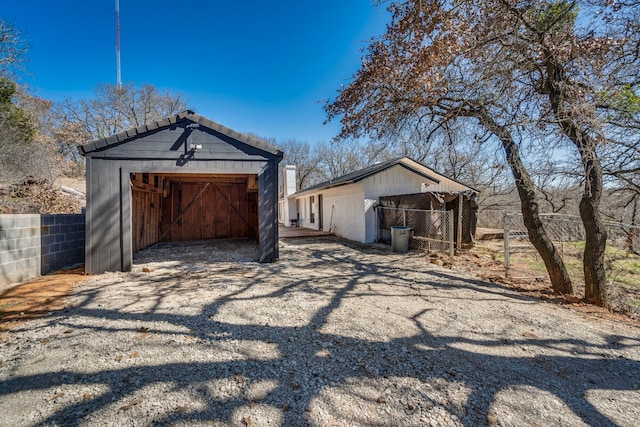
(4, 0), (389, 142)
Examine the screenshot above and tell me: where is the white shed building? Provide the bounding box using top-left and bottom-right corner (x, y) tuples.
(280, 157), (476, 244)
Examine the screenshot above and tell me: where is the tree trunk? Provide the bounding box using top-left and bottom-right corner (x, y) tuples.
(577, 146), (608, 305)
(475, 107), (574, 294)
(546, 66), (608, 306)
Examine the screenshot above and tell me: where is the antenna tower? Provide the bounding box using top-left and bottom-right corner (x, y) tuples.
(115, 0), (122, 88)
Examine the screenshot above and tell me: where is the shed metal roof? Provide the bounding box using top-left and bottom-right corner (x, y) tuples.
(291, 157), (478, 197)
(79, 110), (282, 157)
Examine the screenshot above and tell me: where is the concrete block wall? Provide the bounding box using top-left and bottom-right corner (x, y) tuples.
(0, 215), (41, 286)
(40, 214), (85, 276)
(0, 213), (85, 287)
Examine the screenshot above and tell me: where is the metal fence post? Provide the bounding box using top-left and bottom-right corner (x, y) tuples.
(504, 212), (510, 278)
(457, 194), (463, 251)
(448, 210), (454, 257)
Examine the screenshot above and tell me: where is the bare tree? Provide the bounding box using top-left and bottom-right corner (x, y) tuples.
(51, 83), (189, 169)
(278, 139), (323, 192)
(325, 0), (575, 295)
(315, 139), (390, 181)
(327, 0), (640, 305)
(0, 18), (28, 78)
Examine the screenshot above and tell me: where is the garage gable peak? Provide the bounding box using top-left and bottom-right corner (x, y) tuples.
(78, 110), (283, 160)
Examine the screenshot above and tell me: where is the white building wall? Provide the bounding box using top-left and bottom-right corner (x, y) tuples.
(322, 183), (366, 242)
(362, 165), (430, 243)
(282, 165), (298, 226)
(364, 165), (427, 198)
(291, 163), (472, 244)
(296, 194), (315, 229)
(419, 169), (472, 193)
(294, 183), (366, 242)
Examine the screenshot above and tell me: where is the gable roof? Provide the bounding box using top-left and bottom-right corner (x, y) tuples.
(79, 110), (282, 157)
(292, 157), (458, 197)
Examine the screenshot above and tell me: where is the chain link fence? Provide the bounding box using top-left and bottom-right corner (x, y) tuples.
(503, 212), (640, 315)
(503, 213), (584, 279)
(476, 209), (505, 229)
(376, 207), (454, 256)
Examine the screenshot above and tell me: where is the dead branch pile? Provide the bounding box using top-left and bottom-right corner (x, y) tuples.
(0, 179), (84, 214)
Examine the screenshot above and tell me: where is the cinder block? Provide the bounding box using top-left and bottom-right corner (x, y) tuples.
(41, 215), (55, 226)
(12, 258), (33, 273)
(0, 238), (18, 251)
(0, 214), (89, 284)
(43, 253), (56, 266)
(8, 247), (26, 260)
(25, 266), (39, 278)
(27, 236), (39, 248)
(24, 247), (38, 259)
(3, 228), (25, 239)
(1, 270), (24, 287)
(0, 260), (17, 273)
(13, 215), (40, 228)
(26, 257), (40, 269)
(0, 216), (16, 228)
(0, 251), (13, 264)
(71, 231), (85, 241)
(24, 227), (39, 238)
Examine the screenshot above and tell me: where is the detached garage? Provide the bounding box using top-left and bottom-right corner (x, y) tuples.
(79, 111), (282, 274)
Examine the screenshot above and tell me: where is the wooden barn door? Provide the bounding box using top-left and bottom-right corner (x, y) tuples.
(131, 188), (162, 252)
(131, 173), (166, 253)
(161, 177), (258, 241)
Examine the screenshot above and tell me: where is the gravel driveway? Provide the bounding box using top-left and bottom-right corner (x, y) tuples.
(1, 237), (639, 426)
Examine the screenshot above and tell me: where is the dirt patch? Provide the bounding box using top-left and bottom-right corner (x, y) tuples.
(447, 240), (640, 323)
(0, 268), (88, 331)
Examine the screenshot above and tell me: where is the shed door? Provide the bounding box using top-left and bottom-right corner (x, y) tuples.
(161, 178), (258, 241)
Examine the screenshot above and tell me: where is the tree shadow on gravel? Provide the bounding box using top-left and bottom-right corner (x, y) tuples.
(1, 237), (639, 426)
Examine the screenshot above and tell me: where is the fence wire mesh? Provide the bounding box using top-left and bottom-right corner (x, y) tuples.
(376, 207), (454, 256)
(476, 209), (505, 229)
(503, 212), (640, 316)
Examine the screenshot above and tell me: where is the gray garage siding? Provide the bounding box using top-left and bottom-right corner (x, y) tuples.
(82, 112), (282, 274)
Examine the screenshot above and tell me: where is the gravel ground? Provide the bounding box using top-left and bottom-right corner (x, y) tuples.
(1, 236), (639, 427)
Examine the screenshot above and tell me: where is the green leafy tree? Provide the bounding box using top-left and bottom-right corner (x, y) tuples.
(0, 78), (33, 141)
